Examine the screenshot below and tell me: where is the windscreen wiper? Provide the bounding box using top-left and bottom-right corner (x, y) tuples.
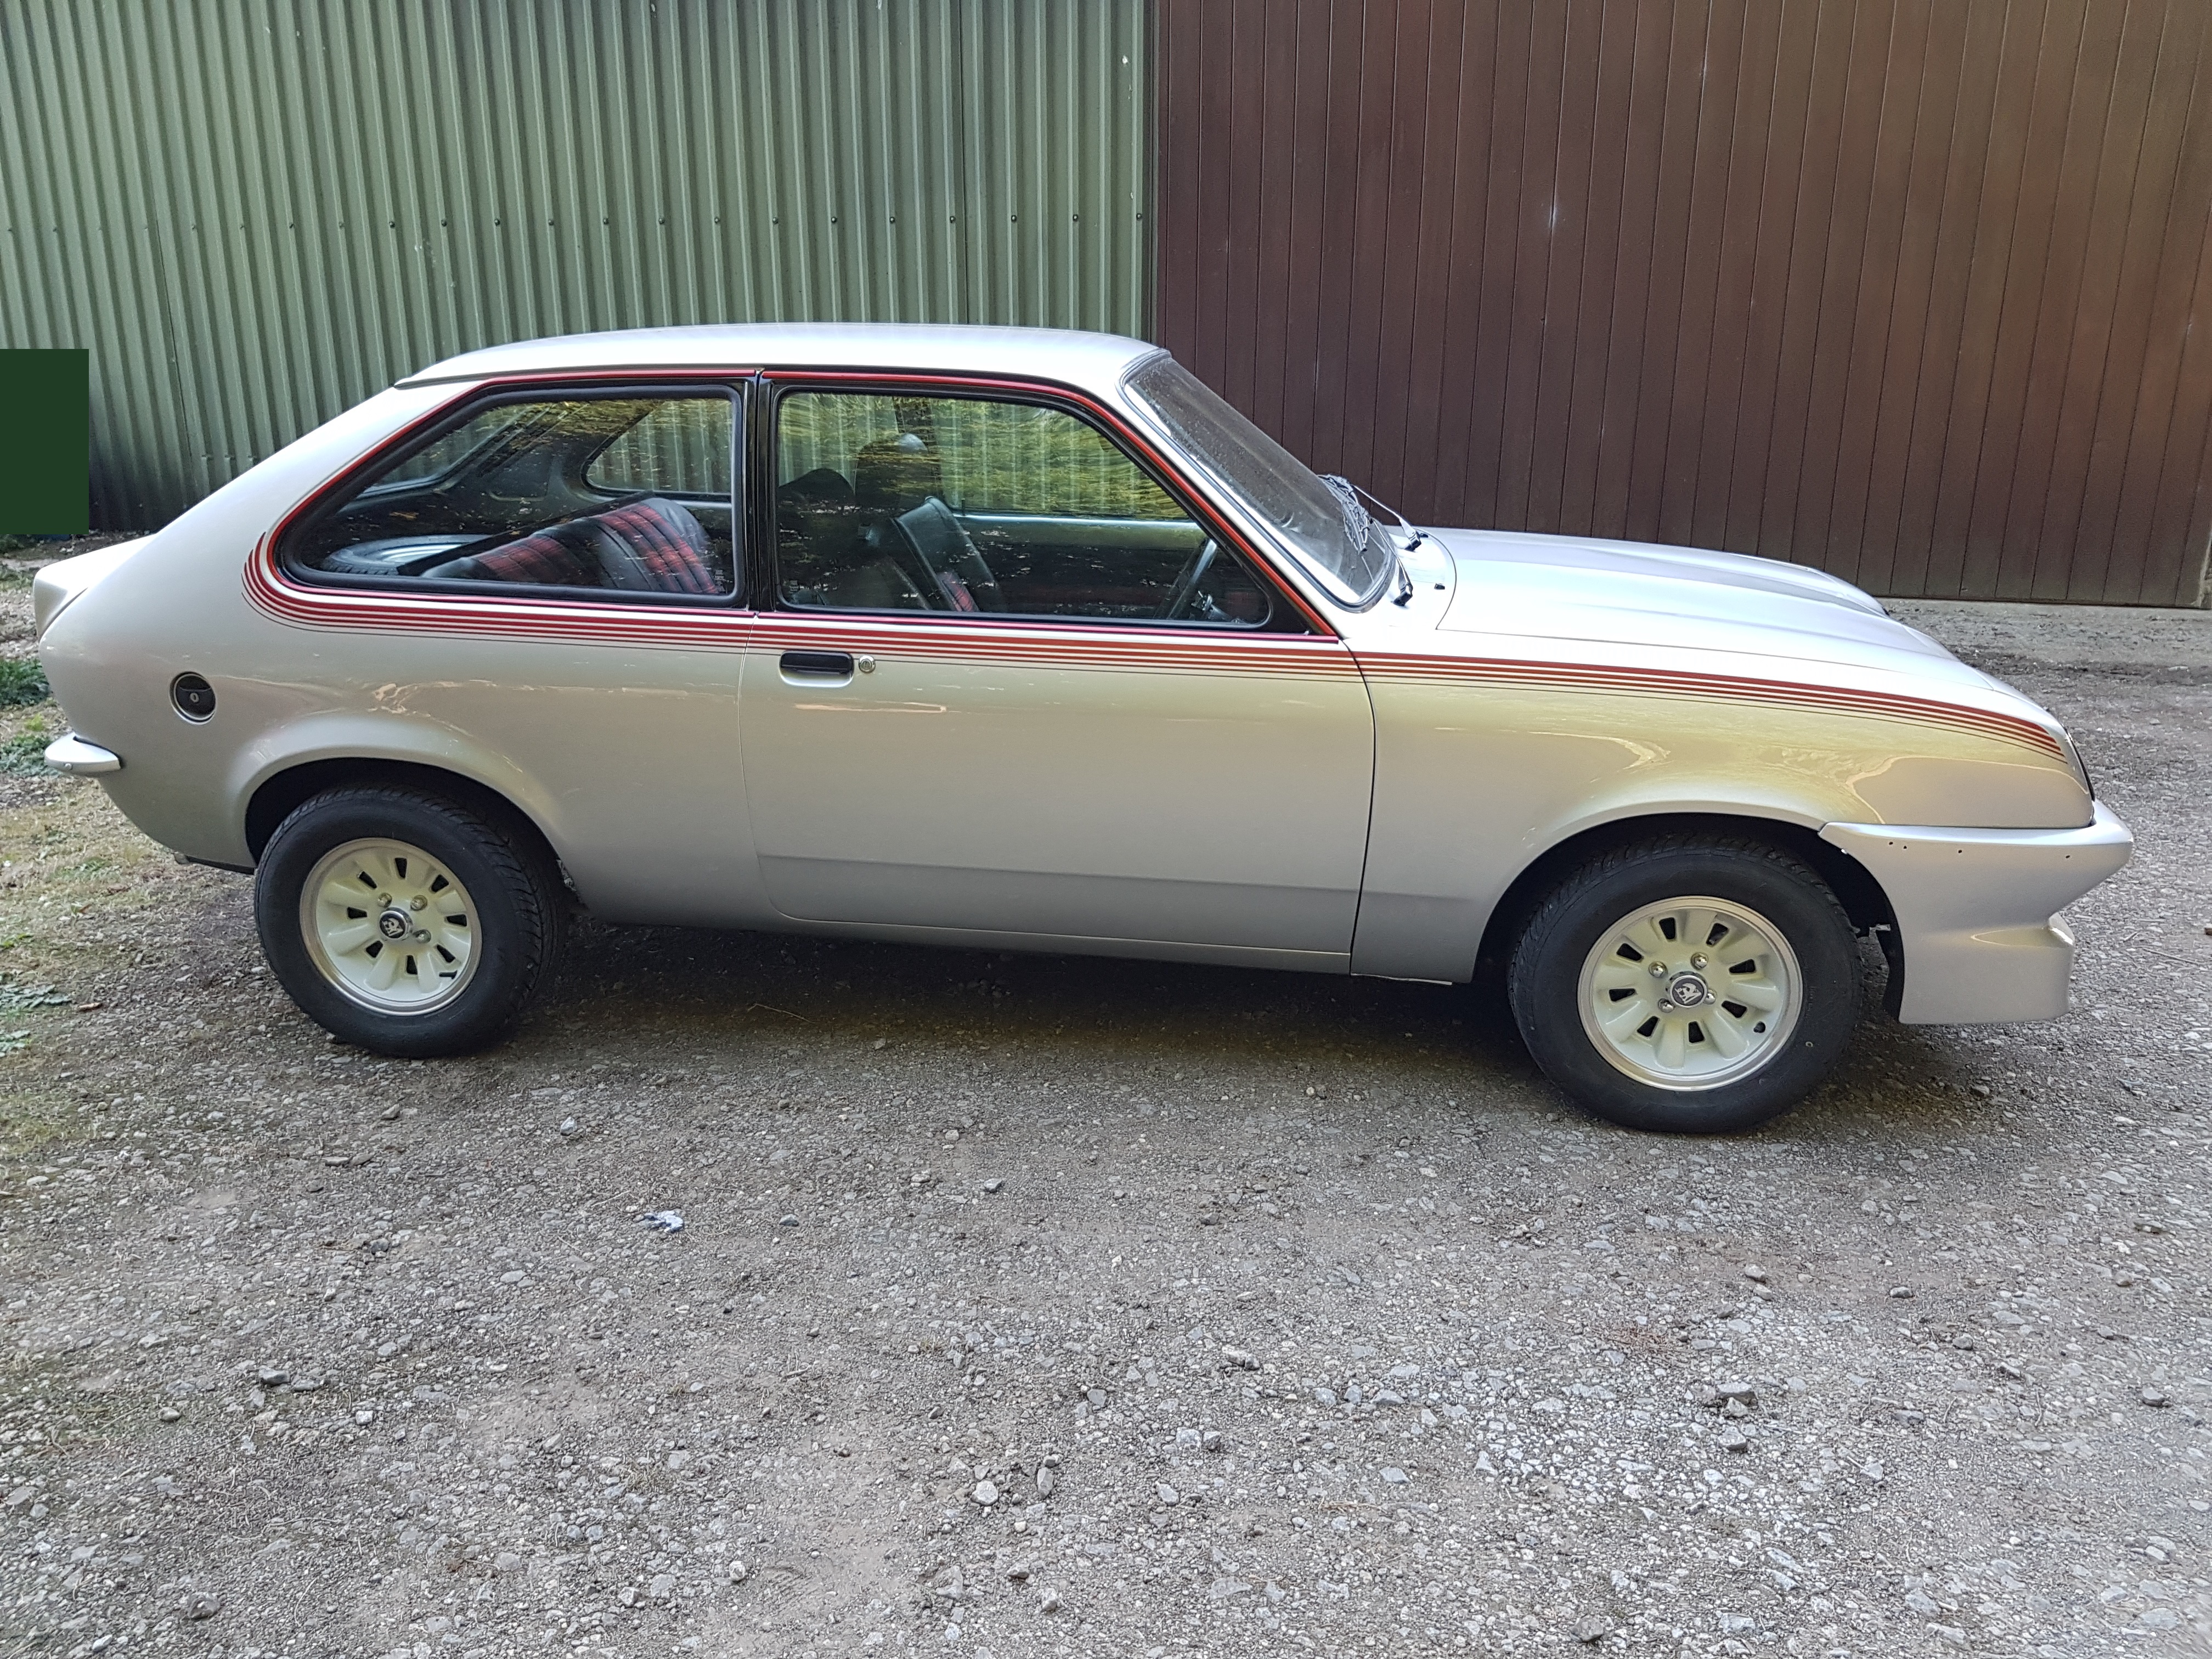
(1326, 476), (1424, 604)
(1318, 473), (1370, 551)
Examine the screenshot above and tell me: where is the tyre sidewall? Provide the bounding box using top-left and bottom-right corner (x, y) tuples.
(255, 791), (546, 1057)
(1512, 846), (1860, 1133)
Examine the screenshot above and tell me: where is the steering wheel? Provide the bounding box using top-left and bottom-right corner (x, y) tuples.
(890, 496), (1005, 612)
(1160, 539), (1220, 620)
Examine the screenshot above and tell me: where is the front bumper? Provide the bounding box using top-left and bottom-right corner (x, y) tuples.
(1820, 803), (2132, 1024)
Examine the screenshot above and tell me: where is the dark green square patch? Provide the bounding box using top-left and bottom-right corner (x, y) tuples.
(0, 349), (91, 535)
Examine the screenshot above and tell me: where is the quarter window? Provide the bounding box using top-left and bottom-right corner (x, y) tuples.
(287, 391), (738, 597)
(774, 390), (1273, 626)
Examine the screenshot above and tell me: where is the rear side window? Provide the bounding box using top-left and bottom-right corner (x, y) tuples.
(285, 391), (739, 599)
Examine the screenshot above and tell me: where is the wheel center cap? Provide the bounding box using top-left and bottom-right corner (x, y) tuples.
(1666, 973), (1709, 1008)
(376, 910), (411, 941)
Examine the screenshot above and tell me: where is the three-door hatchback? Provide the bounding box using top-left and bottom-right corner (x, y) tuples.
(36, 324), (2131, 1132)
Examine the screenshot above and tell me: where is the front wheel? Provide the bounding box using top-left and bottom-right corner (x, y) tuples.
(255, 786), (566, 1057)
(1507, 837), (1861, 1133)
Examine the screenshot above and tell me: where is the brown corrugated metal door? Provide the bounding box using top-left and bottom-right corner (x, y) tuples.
(1155, 0), (2212, 606)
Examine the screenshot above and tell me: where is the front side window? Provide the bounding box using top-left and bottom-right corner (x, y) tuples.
(286, 391), (738, 598)
(773, 389), (1274, 627)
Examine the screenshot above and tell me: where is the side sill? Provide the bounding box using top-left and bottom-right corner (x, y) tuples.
(178, 854), (256, 876)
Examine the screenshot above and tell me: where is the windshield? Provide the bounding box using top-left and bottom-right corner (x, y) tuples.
(1123, 354), (1397, 606)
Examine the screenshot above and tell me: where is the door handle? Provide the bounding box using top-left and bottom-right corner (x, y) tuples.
(780, 650), (854, 678)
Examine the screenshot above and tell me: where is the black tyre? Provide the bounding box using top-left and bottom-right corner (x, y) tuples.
(1506, 836), (1860, 1133)
(254, 786), (566, 1057)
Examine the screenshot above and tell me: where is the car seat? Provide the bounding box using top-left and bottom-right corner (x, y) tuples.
(429, 497), (719, 594)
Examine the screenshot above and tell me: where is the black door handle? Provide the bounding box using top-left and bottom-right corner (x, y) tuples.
(780, 650), (854, 678)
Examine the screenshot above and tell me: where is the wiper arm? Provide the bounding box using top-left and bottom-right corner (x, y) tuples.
(1347, 479), (1430, 553)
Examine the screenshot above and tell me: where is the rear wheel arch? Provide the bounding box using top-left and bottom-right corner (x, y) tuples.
(1476, 811), (1896, 981)
(244, 758), (563, 885)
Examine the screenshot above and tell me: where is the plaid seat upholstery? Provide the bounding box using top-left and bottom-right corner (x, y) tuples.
(471, 521), (599, 587)
(592, 499), (718, 595)
(467, 498), (719, 594)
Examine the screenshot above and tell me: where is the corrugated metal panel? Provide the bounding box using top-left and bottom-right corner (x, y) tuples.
(0, 0), (1149, 528)
(1156, 0), (2212, 607)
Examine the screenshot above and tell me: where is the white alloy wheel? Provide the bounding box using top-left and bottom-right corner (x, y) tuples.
(298, 837), (479, 1014)
(1575, 895), (1801, 1091)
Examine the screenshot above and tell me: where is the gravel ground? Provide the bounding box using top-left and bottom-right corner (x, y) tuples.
(2, 571), (2209, 1659)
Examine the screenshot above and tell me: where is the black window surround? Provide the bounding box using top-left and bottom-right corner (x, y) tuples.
(276, 379), (750, 610)
(751, 373), (1319, 636)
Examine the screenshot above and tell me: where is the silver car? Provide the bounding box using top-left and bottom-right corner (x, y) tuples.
(33, 324), (2131, 1132)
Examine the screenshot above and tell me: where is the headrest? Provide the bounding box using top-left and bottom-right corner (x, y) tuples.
(853, 431), (941, 512)
(778, 466), (855, 508)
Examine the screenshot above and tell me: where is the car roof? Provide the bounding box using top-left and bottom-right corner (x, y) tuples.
(399, 323), (1166, 394)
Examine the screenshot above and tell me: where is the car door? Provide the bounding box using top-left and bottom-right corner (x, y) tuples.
(737, 377), (1375, 965)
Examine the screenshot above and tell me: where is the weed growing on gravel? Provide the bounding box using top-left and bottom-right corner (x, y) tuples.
(0, 976), (67, 1013)
(0, 658), (49, 706)
(0, 978), (65, 1056)
(0, 714), (54, 774)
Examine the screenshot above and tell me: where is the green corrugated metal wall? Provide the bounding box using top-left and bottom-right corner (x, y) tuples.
(0, 0), (1151, 529)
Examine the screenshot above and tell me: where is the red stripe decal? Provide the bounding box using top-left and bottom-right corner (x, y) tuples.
(240, 370), (2055, 759)
(1349, 649), (2064, 758)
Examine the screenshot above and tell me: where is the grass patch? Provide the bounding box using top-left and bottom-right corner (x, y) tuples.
(0, 715), (54, 775)
(0, 659), (49, 707)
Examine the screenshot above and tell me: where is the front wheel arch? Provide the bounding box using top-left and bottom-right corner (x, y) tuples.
(1476, 811), (1896, 989)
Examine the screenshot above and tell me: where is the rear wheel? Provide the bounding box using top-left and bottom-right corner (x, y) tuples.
(255, 786), (565, 1056)
(1507, 837), (1859, 1132)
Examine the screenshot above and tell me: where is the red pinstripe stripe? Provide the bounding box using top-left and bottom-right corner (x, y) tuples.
(750, 614), (1359, 675)
(249, 551), (2056, 751)
(241, 370), (2055, 760)
(245, 543), (1360, 673)
(250, 552), (2052, 752)
(1351, 650), (2064, 758)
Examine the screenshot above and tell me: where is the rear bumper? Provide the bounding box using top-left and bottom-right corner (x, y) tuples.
(43, 735), (122, 776)
(1821, 803), (2133, 1024)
